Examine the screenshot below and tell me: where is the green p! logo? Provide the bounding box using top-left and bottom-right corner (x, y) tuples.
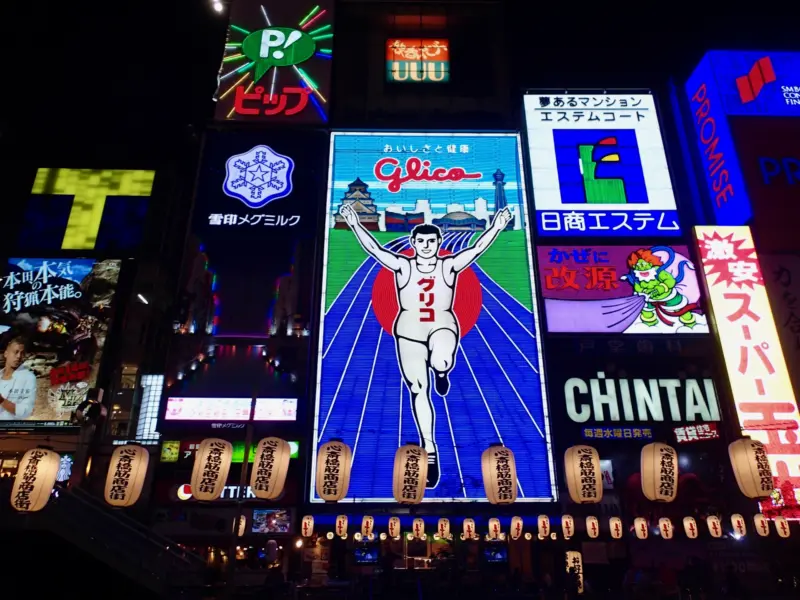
(243, 27), (316, 81)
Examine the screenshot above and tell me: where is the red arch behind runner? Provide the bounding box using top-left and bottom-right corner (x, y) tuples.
(372, 247), (482, 337)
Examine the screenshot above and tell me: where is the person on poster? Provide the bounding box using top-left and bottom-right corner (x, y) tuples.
(339, 203), (512, 487)
(0, 336), (36, 420)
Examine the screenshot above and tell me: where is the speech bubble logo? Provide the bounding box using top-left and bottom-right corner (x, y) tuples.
(243, 27), (316, 82)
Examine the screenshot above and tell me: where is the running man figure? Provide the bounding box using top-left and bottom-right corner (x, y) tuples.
(339, 204), (513, 487)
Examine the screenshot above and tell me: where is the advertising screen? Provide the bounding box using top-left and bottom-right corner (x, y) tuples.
(386, 39), (449, 83)
(0, 258), (120, 427)
(214, 0), (334, 123)
(695, 226), (800, 518)
(312, 132), (556, 502)
(252, 509), (291, 533)
(524, 93), (680, 237)
(536, 244), (708, 334)
(761, 254), (800, 399)
(18, 168), (155, 252)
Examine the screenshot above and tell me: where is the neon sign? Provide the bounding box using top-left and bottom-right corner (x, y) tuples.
(222, 145), (295, 209)
(374, 157), (482, 193)
(386, 39), (450, 83)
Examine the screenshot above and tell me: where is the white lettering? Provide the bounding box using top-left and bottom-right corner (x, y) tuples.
(634, 379), (664, 421)
(565, 378), (590, 422)
(618, 379), (635, 420)
(659, 379), (682, 420)
(590, 372), (619, 421)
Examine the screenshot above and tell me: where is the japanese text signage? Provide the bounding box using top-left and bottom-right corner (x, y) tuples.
(524, 93), (680, 237)
(214, 0), (334, 122)
(695, 226), (800, 518)
(313, 132), (555, 502)
(0, 258), (120, 428)
(386, 39), (450, 83)
(537, 244), (708, 333)
(760, 254), (800, 398)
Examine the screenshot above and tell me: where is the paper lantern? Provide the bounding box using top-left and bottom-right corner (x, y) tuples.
(564, 445), (603, 504)
(609, 517), (623, 539)
(565, 551), (584, 595)
(316, 441), (352, 502)
(362, 515), (375, 539)
(728, 513), (746, 537)
(510, 516), (524, 540)
(393, 444), (428, 504)
(10, 448), (60, 512)
(301, 515), (314, 537)
(562, 514), (575, 539)
(641, 442), (678, 502)
(537, 515), (550, 538)
(683, 517), (698, 539)
(233, 515), (246, 537)
(462, 518), (476, 540)
(706, 515), (722, 538)
(481, 445), (518, 504)
(412, 517), (426, 539)
(728, 438), (774, 499)
(753, 513), (769, 537)
(586, 516), (599, 539)
(335, 514), (348, 537)
(190, 439), (233, 501)
(104, 444), (149, 507)
(388, 516), (401, 539)
(487, 517), (502, 540)
(634, 517), (648, 540)
(250, 437), (291, 500)
(775, 516), (791, 538)
(658, 518), (674, 540)
(437, 518), (450, 540)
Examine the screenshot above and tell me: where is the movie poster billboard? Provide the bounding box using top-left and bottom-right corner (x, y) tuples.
(0, 258), (120, 428)
(536, 244), (709, 333)
(312, 132), (556, 502)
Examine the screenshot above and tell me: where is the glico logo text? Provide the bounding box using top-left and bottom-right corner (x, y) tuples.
(690, 83), (737, 208)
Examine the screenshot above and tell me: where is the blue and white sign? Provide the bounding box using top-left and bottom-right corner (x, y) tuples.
(222, 145), (295, 209)
(524, 93), (681, 237)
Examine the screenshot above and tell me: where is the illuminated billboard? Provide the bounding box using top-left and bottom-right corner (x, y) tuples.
(695, 226), (800, 518)
(18, 168), (155, 252)
(164, 397), (297, 422)
(536, 244), (708, 334)
(0, 258), (120, 428)
(214, 1), (334, 123)
(524, 93), (680, 237)
(386, 39), (450, 83)
(312, 132), (556, 502)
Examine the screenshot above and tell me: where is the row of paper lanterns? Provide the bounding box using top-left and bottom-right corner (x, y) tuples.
(298, 512), (791, 542)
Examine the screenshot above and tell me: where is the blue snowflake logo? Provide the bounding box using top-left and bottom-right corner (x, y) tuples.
(222, 145), (295, 209)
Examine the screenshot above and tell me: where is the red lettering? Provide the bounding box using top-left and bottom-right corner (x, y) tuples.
(374, 157), (482, 193)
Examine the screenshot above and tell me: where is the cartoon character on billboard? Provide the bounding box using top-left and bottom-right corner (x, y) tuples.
(339, 203), (513, 487)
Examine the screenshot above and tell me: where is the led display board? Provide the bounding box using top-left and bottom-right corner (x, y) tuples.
(695, 226), (800, 518)
(312, 132), (556, 502)
(160, 439), (299, 463)
(385, 39), (450, 83)
(214, 0), (334, 122)
(0, 258), (120, 428)
(164, 397), (297, 422)
(524, 93), (680, 237)
(536, 244), (708, 334)
(761, 254), (800, 399)
(18, 168), (155, 252)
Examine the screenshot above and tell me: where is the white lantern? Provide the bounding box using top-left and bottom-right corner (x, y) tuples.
(586, 516), (599, 539)
(562, 514), (575, 539)
(706, 515), (722, 538)
(388, 516), (401, 539)
(316, 440), (352, 502)
(753, 513), (770, 537)
(301, 515), (314, 537)
(565, 551), (584, 595)
(481, 445), (518, 505)
(634, 517), (648, 540)
(658, 517), (674, 540)
(728, 439), (774, 499)
(488, 517), (501, 540)
(510, 516), (524, 540)
(437, 518), (451, 540)
(393, 444), (428, 504)
(609, 517), (623, 539)
(233, 515), (246, 537)
(641, 442), (679, 502)
(564, 445), (603, 504)
(362, 515), (375, 539)
(104, 444), (149, 507)
(10, 448), (60, 512)
(250, 437), (291, 500)
(730, 513), (747, 537)
(462, 518), (476, 540)
(537, 514), (550, 538)
(775, 516), (791, 538)
(335, 514), (348, 537)
(190, 439), (233, 501)
(683, 516), (698, 539)
(413, 517), (425, 539)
